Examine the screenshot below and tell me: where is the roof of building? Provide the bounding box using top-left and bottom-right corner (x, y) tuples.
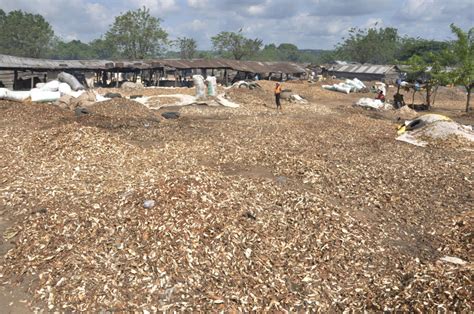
(329, 64), (400, 75)
(0, 54), (307, 74)
(0, 54), (110, 70)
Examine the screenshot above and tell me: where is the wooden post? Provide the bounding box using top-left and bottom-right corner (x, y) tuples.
(31, 71), (34, 89)
(13, 70), (18, 90)
(116, 70), (119, 88)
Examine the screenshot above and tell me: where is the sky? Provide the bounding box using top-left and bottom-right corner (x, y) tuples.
(0, 0), (473, 50)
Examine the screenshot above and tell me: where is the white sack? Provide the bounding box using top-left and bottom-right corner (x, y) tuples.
(58, 72), (85, 91)
(58, 83), (72, 95)
(356, 97), (387, 110)
(41, 80), (60, 92)
(205, 76), (217, 96)
(1, 90), (31, 101)
(193, 75), (206, 99)
(31, 88), (61, 102)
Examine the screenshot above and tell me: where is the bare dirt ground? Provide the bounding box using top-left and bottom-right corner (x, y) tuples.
(0, 81), (472, 311)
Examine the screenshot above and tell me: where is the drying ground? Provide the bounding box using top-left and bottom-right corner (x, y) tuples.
(0, 81), (472, 311)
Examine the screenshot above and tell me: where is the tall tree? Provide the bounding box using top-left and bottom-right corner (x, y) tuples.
(335, 27), (400, 64)
(90, 38), (117, 59)
(398, 37), (449, 62)
(211, 31), (262, 60)
(49, 39), (95, 60)
(405, 53), (449, 108)
(0, 9), (54, 58)
(174, 37), (197, 59)
(444, 24), (474, 112)
(257, 44), (280, 61)
(105, 7), (168, 59)
(277, 43), (299, 62)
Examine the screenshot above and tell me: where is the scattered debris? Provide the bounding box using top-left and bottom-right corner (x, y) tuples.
(289, 94), (308, 104)
(439, 256), (468, 266)
(74, 107), (90, 116)
(161, 112), (180, 119)
(143, 200), (156, 208)
(104, 92), (122, 99)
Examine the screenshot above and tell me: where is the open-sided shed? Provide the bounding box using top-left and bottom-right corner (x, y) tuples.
(329, 64), (401, 83)
(0, 54), (307, 88)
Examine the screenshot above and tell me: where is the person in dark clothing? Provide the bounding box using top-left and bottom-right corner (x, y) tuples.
(275, 82), (282, 111)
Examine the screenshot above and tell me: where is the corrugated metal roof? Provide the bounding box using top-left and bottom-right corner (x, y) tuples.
(0, 54), (306, 74)
(330, 64), (398, 75)
(148, 59), (306, 74)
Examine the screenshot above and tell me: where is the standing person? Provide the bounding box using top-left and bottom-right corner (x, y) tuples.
(275, 82), (282, 111)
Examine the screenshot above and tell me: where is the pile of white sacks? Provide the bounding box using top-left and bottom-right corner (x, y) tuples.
(0, 72), (85, 103)
(322, 78), (366, 94)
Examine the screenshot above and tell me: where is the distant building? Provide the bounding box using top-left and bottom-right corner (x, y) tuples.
(328, 64), (401, 83)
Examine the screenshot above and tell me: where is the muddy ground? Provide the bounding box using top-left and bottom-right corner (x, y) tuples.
(0, 81), (472, 311)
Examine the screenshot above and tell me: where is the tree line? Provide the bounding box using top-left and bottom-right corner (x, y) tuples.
(0, 7), (471, 110)
(0, 7), (446, 64)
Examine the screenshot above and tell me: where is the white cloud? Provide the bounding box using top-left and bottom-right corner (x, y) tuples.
(190, 19), (206, 30)
(0, 0), (471, 50)
(310, 0), (394, 16)
(187, 0), (209, 9)
(126, 0), (178, 14)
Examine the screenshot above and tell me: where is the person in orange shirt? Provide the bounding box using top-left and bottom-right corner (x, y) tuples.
(274, 82), (282, 111)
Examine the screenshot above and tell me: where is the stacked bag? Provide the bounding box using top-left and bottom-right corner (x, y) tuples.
(0, 72), (85, 102)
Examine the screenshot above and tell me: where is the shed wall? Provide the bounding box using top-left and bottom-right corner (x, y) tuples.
(0, 70), (14, 89)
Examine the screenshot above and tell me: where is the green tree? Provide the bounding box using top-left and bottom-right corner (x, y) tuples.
(256, 44), (279, 61)
(0, 9), (54, 57)
(105, 7), (168, 59)
(398, 37), (449, 62)
(405, 53), (450, 108)
(277, 43), (299, 62)
(90, 38), (117, 59)
(50, 39), (95, 60)
(174, 37), (197, 59)
(444, 24), (474, 112)
(335, 27), (400, 64)
(211, 31), (262, 60)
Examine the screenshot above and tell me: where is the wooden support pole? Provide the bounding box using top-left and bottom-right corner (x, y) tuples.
(31, 71), (34, 89)
(13, 70), (18, 90)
